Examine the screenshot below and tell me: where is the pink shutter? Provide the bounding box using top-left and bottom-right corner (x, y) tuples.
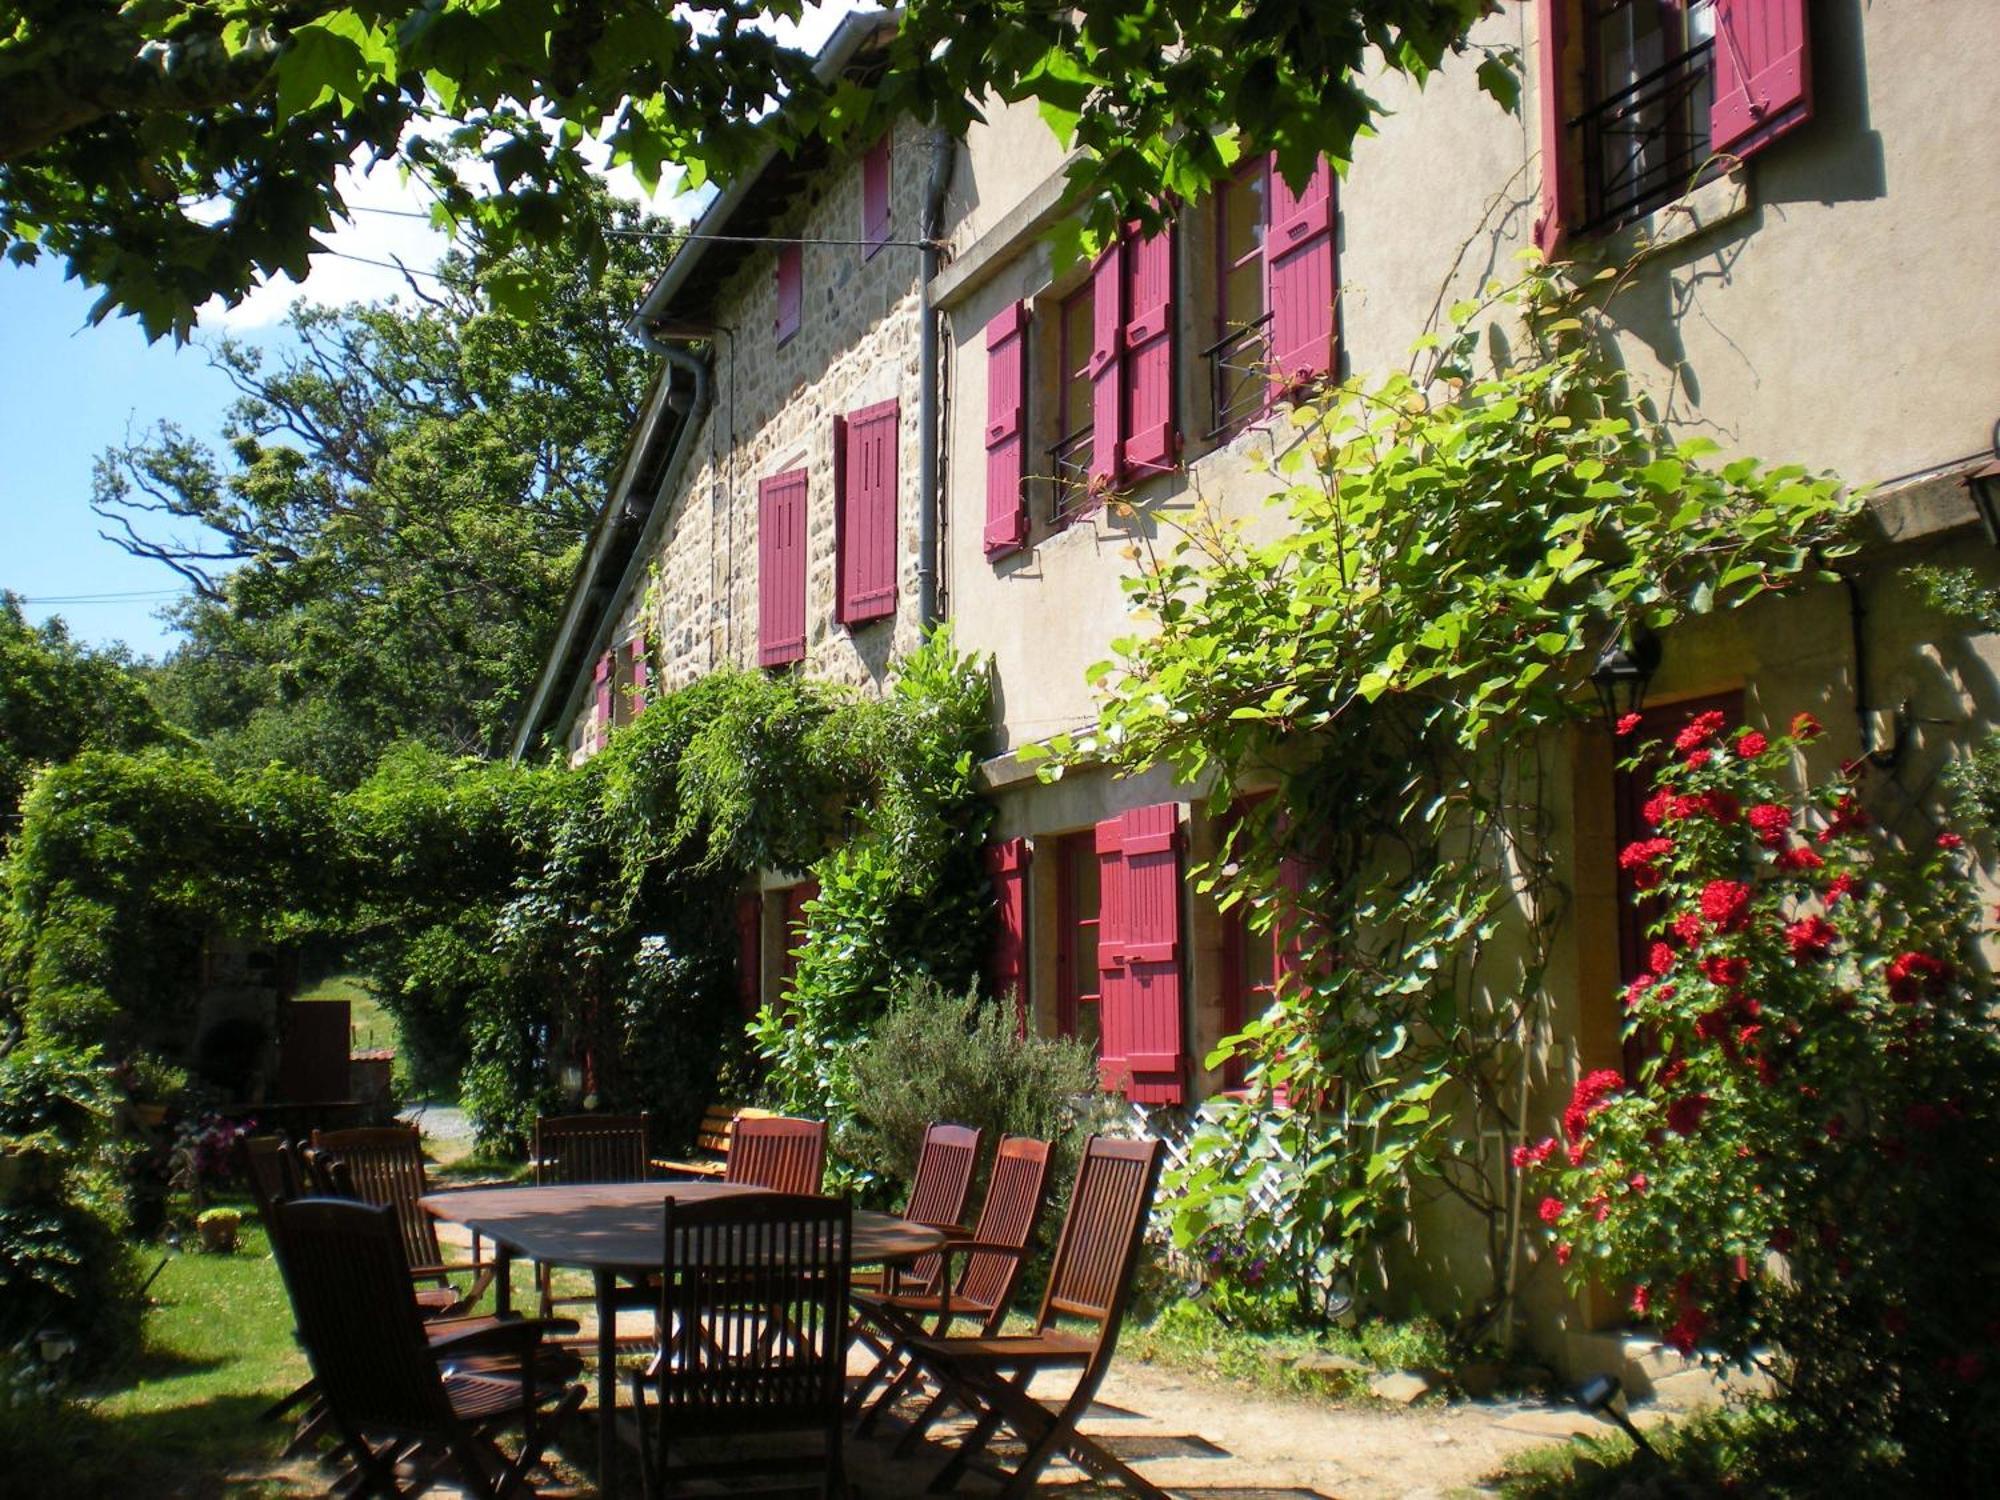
(1265, 155), (1337, 387)
(983, 302), (1029, 558)
(1533, 0), (1570, 255)
(1122, 224), (1177, 475)
(736, 892), (763, 1018)
(1117, 802), (1186, 1104)
(1086, 240), (1125, 487)
(1093, 815), (1130, 1093)
(837, 400), (898, 625)
(757, 469), (807, 667)
(831, 413), (850, 626)
(1710, 0), (1812, 158)
(774, 243), (802, 343)
(862, 137), (891, 257)
(592, 651), (613, 740)
(987, 837), (1031, 1037)
(630, 634), (649, 716)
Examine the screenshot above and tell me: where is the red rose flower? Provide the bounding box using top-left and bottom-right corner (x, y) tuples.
(1685, 747), (1712, 770)
(1670, 793), (1706, 819)
(1784, 914), (1837, 959)
(1642, 790), (1672, 826)
(1776, 845), (1824, 872)
(1746, 802), (1792, 847)
(1700, 954), (1748, 986)
(1665, 1093), (1710, 1136)
(1938, 831), (1965, 850)
(1701, 790), (1740, 823)
(1563, 1070), (1624, 1143)
(1615, 712), (1643, 736)
(1671, 910), (1704, 944)
(1649, 941), (1678, 977)
(1555, 1242), (1573, 1266)
(1699, 879), (1753, 933)
(1791, 711), (1822, 740)
(1674, 710), (1727, 753)
(1628, 1172), (1649, 1193)
(1632, 1284), (1651, 1316)
(1665, 1303), (1709, 1355)
(1538, 1196), (1565, 1226)
(1825, 871), (1859, 906)
(1735, 731), (1768, 758)
(1695, 1007), (1730, 1042)
(1623, 974), (1655, 1010)
(1511, 1137), (1558, 1169)
(1886, 951), (1952, 1005)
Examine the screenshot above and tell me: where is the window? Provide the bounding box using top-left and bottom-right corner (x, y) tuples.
(774, 242), (802, 345)
(756, 468), (808, 667)
(612, 634), (647, 727)
(1049, 284), (1096, 524)
(861, 137), (891, 257)
(982, 303), (1029, 559)
(834, 399), (898, 626)
(1219, 901), (1278, 1093)
(1207, 157), (1272, 435)
(1537, 0), (1811, 246)
(988, 838), (1031, 1034)
(778, 879), (817, 993)
(1055, 831), (1102, 1058)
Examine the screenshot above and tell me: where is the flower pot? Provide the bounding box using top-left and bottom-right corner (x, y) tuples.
(197, 1215), (240, 1254)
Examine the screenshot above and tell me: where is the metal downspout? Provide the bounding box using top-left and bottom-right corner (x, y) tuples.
(918, 128), (956, 629)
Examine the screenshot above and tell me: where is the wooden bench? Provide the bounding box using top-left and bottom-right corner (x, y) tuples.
(650, 1104), (777, 1180)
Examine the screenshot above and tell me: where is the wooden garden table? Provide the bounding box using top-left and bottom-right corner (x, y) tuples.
(420, 1180), (945, 1498)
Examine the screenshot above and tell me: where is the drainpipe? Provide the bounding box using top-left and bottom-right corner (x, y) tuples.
(917, 128), (956, 629)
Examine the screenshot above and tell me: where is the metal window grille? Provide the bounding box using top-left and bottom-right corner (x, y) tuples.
(1574, 28), (1716, 234)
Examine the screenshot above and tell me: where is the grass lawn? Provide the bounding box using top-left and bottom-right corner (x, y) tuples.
(292, 970), (397, 1055)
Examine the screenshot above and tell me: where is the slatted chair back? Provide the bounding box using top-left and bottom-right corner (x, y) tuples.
(239, 1134), (301, 1215)
(893, 1122), (982, 1294)
(1030, 1135), (1164, 1363)
(954, 1135), (1054, 1325)
(310, 1126), (444, 1272)
(724, 1114), (827, 1196)
(276, 1198), (455, 1437)
(533, 1113), (651, 1185)
(653, 1193), (852, 1431)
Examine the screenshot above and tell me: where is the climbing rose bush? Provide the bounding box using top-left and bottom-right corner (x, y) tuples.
(1523, 713), (2000, 1484)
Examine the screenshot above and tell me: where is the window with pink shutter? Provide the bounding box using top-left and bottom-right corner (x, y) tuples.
(756, 469), (808, 667)
(774, 242), (802, 345)
(1122, 224), (1177, 476)
(987, 838), (1031, 1037)
(629, 634), (648, 717)
(1085, 240), (1125, 490)
(834, 399), (898, 627)
(982, 303), (1029, 559)
(591, 651), (613, 747)
(1265, 154), (1337, 389)
(1056, 831), (1104, 1059)
(861, 137), (891, 258)
(1709, 0), (1810, 156)
(1110, 802), (1186, 1105)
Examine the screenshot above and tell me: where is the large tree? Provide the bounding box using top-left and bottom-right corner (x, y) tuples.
(0, 1), (1504, 339)
(100, 190), (671, 780)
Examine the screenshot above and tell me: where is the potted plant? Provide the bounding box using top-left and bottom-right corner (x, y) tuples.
(195, 1206), (241, 1253)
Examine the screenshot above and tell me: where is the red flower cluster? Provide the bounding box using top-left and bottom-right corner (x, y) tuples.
(1886, 951), (1951, 1005)
(1615, 712), (1643, 737)
(1538, 1196), (1565, 1226)
(1671, 910), (1704, 944)
(1818, 794), (1871, 844)
(1666, 1092), (1711, 1136)
(1686, 748), (1713, 770)
(1562, 1070), (1623, 1162)
(1623, 973), (1655, 1010)
(1791, 711), (1822, 740)
(1784, 914), (1838, 959)
(1699, 954), (1748, 986)
(1649, 940), (1678, 977)
(1511, 1137), (1558, 1169)
(1824, 870), (1859, 906)
(1937, 831), (1965, 850)
(1699, 879), (1753, 933)
(1617, 836), (1674, 891)
(1776, 845), (1824, 873)
(1735, 730), (1768, 758)
(1746, 802), (1792, 847)
(1665, 1299), (1710, 1356)
(1675, 710), (1727, 754)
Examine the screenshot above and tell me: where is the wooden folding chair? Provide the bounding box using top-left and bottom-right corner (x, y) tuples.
(629, 1193), (852, 1500)
(530, 1112), (653, 1323)
(898, 1134), (1166, 1498)
(725, 1114), (828, 1195)
(852, 1122), (981, 1303)
(311, 1126), (495, 1317)
(849, 1134), (1052, 1431)
(277, 1198), (584, 1499)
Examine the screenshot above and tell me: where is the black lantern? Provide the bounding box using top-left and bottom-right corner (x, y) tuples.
(1590, 625), (1661, 731)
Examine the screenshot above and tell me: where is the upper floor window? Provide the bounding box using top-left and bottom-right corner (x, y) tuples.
(756, 468), (808, 668)
(1054, 830), (1103, 1059)
(834, 399), (898, 627)
(861, 137), (891, 257)
(1207, 157), (1273, 436)
(1050, 282), (1096, 525)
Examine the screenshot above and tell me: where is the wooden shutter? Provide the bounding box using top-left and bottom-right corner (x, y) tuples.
(774, 243), (802, 344)
(1265, 155), (1337, 386)
(736, 892), (763, 1018)
(836, 400), (898, 625)
(1086, 240), (1125, 487)
(629, 633), (649, 717)
(1115, 803), (1186, 1104)
(756, 469), (808, 667)
(1710, 0), (1812, 158)
(1121, 224), (1177, 474)
(591, 651), (613, 743)
(1532, 0), (1571, 255)
(987, 837), (1031, 1037)
(983, 302), (1029, 558)
(862, 137), (891, 256)
(1093, 815), (1130, 1093)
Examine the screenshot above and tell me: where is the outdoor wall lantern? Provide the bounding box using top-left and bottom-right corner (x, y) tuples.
(1589, 625), (1662, 732)
(1964, 418), (2000, 546)
(1573, 1374), (1661, 1460)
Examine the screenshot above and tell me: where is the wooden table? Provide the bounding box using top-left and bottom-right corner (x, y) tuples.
(420, 1181), (944, 1498)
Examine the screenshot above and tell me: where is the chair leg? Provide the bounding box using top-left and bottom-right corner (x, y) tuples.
(891, 1382), (959, 1457)
(926, 1369), (1021, 1493)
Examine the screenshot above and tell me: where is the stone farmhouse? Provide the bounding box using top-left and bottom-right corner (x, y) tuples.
(513, 2), (2000, 1372)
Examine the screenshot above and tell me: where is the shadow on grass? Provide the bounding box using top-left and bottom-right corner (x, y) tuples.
(1, 1390), (304, 1499)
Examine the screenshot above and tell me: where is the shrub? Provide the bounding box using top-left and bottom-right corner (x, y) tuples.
(842, 977), (1107, 1204)
(1522, 713), (2000, 1487)
(0, 1042), (141, 1373)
